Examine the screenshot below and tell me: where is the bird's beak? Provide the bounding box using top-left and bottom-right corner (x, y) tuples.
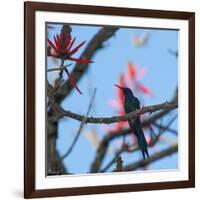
(114, 84), (124, 90)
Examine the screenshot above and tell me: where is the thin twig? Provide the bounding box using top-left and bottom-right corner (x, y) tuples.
(47, 64), (72, 72)
(59, 59), (65, 79)
(61, 88), (97, 160)
(153, 122), (178, 135)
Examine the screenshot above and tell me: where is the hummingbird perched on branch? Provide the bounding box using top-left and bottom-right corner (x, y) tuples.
(115, 84), (149, 159)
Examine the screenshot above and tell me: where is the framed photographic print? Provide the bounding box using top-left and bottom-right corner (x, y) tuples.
(24, 1), (195, 198)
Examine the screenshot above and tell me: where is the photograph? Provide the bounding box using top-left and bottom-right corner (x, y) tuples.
(46, 23), (178, 176)
(24, 2), (195, 198)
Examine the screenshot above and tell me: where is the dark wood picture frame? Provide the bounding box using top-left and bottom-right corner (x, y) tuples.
(24, 1), (195, 198)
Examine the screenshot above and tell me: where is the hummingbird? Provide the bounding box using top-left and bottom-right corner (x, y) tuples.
(115, 84), (149, 159)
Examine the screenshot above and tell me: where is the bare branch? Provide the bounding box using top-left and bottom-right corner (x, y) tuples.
(47, 64), (72, 72)
(100, 114), (177, 172)
(153, 122), (178, 135)
(57, 101), (177, 124)
(90, 108), (177, 173)
(122, 144), (178, 171)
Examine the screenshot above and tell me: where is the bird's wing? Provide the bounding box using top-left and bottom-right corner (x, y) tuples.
(124, 96), (140, 113)
(134, 96), (140, 109)
(127, 96), (141, 131)
(128, 117), (141, 138)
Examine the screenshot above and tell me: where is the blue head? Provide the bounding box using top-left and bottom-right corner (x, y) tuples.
(114, 84), (134, 98)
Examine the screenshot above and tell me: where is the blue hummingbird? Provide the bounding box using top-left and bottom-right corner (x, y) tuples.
(115, 84), (149, 159)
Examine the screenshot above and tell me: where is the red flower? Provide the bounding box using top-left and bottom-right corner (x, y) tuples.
(47, 32), (93, 63)
(117, 74), (125, 105)
(47, 31), (94, 94)
(136, 83), (152, 96)
(63, 67), (82, 94)
(126, 62), (152, 97)
(127, 62), (136, 80)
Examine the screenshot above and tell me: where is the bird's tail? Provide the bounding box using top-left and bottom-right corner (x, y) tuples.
(136, 126), (149, 160)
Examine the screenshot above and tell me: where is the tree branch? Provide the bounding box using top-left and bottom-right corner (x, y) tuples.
(90, 107), (177, 173)
(122, 144), (178, 171)
(47, 64), (72, 72)
(100, 114), (177, 172)
(46, 26), (118, 173)
(153, 122), (178, 135)
(56, 101), (177, 124)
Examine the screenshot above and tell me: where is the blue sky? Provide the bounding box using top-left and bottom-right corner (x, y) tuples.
(47, 23), (178, 174)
